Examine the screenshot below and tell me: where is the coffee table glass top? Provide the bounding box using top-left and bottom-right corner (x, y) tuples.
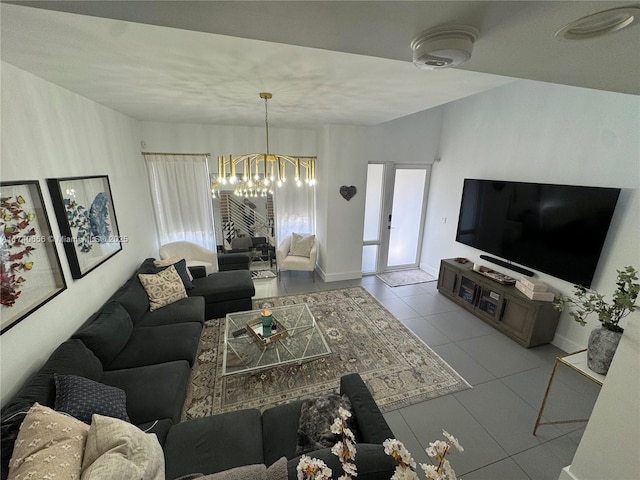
(222, 303), (331, 376)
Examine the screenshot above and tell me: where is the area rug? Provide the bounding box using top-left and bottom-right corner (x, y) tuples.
(182, 287), (470, 420)
(377, 269), (437, 287)
(251, 270), (277, 279)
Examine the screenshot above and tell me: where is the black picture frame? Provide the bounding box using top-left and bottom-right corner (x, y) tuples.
(47, 175), (123, 279)
(1, 180), (67, 333)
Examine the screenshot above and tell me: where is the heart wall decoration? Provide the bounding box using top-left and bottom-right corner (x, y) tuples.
(340, 185), (357, 201)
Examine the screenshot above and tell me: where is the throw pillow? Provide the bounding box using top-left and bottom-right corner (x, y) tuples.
(289, 233), (315, 257)
(81, 414), (164, 480)
(7, 403), (89, 480)
(295, 393), (354, 455)
(153, 257), (194, 287)
(138, 265), (188, 311)
(54, 374), (130, 425)
(1, 409), (29, 480)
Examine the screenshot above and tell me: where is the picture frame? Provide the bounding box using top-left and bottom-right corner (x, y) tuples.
(47, 175), (123, 279)
(1, 180), (67, 333)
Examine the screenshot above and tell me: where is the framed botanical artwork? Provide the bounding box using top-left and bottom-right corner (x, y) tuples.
(1, 180), (67, 333)
(47, 175), (123, 279)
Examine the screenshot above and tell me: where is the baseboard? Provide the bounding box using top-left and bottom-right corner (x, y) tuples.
(558, 466), (579, 480)
(551, 333), (584, 354)
(317, 265), (362, 282)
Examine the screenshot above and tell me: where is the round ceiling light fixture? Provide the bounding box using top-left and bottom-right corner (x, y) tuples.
(555, 7), (640, 40)
(411, 25), (479, 70)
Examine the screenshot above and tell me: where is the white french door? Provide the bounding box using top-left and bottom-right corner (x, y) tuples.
(362, 163), (430, 274)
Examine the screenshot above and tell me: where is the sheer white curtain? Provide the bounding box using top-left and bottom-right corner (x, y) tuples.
(144, 153), (217, 255)
(275, 182), (316, 243)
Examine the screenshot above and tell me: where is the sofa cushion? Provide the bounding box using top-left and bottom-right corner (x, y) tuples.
(105, 322), (202, 370)
(295, 393), (353, 455)
(1, 340), (103, 417)
(136, 296), (205, 328)
(107, 275), (151, 323)
(262, 400), (304, 466)
(7, 403), (89, 480)
(72, 302), (133, 366)
(101, 360), (190, 425)
(81, 414), (164, 480)
(289, 233), (315, 257)
(189, 270), (255, 303)
(178, 457), (287, 480)
(139, 266), (188, 311)
(54, 374), (130, 424)
(163, 409), (264, 480)
(137, 418), (174, 447)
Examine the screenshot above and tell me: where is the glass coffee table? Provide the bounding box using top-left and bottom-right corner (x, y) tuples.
(222, 303), (331, 376)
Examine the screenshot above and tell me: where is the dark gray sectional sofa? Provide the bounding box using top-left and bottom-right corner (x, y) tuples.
(1, 258), (396, 479)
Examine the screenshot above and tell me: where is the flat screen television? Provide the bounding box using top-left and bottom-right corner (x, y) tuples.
(456, 179), (621, 287)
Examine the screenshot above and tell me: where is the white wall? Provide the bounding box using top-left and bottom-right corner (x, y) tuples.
(558, 311), (640, 480)
(0, 63), (158, 405)
(422, 79), (640, 352)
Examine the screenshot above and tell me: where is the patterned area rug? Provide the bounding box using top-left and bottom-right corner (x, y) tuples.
(182, 287), (470, 420)
(377, 269), (437, 287)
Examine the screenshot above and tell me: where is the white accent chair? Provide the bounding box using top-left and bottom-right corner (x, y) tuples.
(276, 234), (318, 279)
(159, 241), (218, 276)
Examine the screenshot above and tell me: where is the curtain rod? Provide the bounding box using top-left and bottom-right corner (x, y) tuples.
(141, 152), (211, 157)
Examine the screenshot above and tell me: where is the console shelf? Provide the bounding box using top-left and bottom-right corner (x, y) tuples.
(437, 259), (560, 348)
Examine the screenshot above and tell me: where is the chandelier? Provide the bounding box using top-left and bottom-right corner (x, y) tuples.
(211, 92), (317, 198)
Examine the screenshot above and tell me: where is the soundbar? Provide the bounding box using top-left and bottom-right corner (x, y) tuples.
(479, 255), (535, 277)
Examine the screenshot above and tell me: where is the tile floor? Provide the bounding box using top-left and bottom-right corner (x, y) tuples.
(253, 272), (601, 480)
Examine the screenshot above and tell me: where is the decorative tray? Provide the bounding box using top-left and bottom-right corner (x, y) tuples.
(477, 269), (516, 285)
(246, 317), (289, 346)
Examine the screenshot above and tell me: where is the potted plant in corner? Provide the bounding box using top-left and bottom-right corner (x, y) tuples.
(554, 266), (639, 375)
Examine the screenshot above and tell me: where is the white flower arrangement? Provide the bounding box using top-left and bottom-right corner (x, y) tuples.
(297, 415), (463, 480)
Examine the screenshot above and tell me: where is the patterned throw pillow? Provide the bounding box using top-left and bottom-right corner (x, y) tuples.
(82, 414), (164, 480)
(289, 233), (315, 257)
(54, 374), (130, 425)
(138, 265), (188, 311)
(295, 393), (354, 455)
(7, 403), (89, 480)
(154, 257), (194, 284)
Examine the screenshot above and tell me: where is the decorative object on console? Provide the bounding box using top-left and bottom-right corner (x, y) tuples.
(554, 266), (639, 374)
(211, 93), (316, 199)
(339, 185), (357, 201)
(515, 279), (556, 302)
(47, 175), (122, 279)
(0, 180), (67, 333)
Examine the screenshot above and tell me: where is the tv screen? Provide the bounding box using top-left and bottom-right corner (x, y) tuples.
(456, 179), (620, 287)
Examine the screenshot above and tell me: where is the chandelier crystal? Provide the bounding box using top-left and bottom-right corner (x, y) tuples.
(211, 93), (316, 198)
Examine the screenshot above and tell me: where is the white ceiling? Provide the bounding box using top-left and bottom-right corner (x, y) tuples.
(1, 1), (638, 128)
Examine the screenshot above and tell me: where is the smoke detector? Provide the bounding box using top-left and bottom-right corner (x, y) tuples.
(411, 25), (479, 70)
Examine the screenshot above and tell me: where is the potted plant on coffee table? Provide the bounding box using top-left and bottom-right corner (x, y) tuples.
(554, 266), (639, 375)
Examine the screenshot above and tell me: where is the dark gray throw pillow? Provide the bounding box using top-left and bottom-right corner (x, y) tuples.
(295, 393), (355, 455)
(54, 374), (129, 424)
(156, 258), (194, 289)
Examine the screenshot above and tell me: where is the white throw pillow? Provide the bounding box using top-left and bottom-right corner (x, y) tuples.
(81, 414), (164, 480)
(289, 233), (315, 257)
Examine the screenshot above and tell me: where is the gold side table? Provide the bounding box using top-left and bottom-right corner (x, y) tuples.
(533, 349), (605, 435)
